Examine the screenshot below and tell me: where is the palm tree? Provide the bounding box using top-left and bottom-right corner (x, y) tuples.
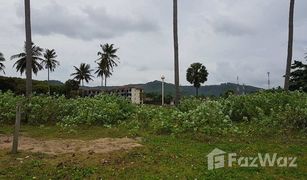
(11, 43), (44, 75)
(173, 0), (180, 104)
(284, 0), (295, 90)
(71, 63), (94, 86)
(186, 63), (209, 96)
(95, 60), (112, 87)
(41, 49), (59, 83)
(25, 0), (33, 97)
(96, 43), (119, 86)
(0, 52), (5, 74)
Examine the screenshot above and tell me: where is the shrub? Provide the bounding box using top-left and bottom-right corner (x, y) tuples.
(0, 91), (23, 124)
(57, 94), (136, 127)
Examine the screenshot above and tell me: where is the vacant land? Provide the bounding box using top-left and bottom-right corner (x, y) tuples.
(0, 125), (306, 179)
(0, 91), (306, 179)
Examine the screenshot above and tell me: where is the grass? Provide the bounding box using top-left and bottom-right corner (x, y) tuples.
(0, 125), (306, 179)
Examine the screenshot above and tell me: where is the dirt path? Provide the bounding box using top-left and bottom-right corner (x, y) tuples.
(0, 135), (142, 155)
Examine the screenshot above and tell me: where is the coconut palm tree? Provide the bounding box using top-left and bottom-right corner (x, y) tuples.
(96, 43), (119, 86)
(25, 0), (33, 97)
(173, 0), (180, 104)
(11, 43), (44, 75)
(95, 60), (112, 87)
(284, 0), (295, 90)
(71, 63), (94, 86)
(0, 52), (5, 74)
(41, 49), (59, 83)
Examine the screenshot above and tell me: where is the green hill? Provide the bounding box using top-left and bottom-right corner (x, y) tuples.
(93, 80), (262, 96)
(137, 81), (261, 96)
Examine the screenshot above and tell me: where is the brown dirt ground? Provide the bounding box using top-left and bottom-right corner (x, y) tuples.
(0, 135), (142, 155)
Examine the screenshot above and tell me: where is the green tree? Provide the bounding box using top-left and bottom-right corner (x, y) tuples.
(289, 60), (307, 92)
(41, 49), (60, 83)
(11, 43), (43, 75)
(186, 63), (209, 96)
(0, 52), (5, 74)
(65, 79), (80, 98)
(71, 63), (94, 86)
(284, 0), (295, 90)
(96, 43), (119, 87)
(95, 60), (112, 87)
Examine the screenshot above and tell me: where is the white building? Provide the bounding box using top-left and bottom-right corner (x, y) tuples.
(110, 86), (143, 104)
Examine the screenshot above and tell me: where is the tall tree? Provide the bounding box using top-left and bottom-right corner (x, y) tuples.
(41, 49), (59, 83)
(71, 63), (94, 86)
(284, 0), (295, 90)
(25, 0), (33, 97)
(186, 63), (209, 96)
(11, 43), (43, 75)
(95, 60), (112, 87)
(173, 0), (180, 104)
(96, 43), (119, 86)
(0, 52), (5, 74)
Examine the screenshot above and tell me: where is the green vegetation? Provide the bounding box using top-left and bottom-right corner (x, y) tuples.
(186, 62), (209, 96)
(290, 60), (307, 92)
(0, 125), (306, 179)
(0, 76), (74, 96)
(0, 91), (306, 134)
(0, 91), (306, 179)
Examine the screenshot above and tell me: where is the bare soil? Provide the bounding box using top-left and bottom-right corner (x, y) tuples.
(0, 135), (142, 155)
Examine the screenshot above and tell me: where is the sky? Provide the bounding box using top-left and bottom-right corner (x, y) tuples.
(0, 0), (306, 88)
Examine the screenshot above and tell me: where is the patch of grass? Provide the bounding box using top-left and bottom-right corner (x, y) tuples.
(0, 125), (306, 179)
(0, 125), (132, 140)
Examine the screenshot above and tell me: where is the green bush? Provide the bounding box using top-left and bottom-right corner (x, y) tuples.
(0, 91), (23, 124)
(223, 91), (306, 122)
(129, 101), (234, 135)
(57, 94), (136, 127)
(0, 91), (306, 134)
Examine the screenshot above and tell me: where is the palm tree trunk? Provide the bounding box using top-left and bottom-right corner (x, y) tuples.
(81, 80), (84, 97)
(196, 87), (199, 96)
(47, 68), (50, 82)
(47, 68), (50, 94)
(173, 0), (180, 105)
(105, 77), (107, 87)
(25, 0), (32, 97)
(284, 0), (295, 90)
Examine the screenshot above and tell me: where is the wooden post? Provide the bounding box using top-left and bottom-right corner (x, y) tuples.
(12, 104), (21, 154)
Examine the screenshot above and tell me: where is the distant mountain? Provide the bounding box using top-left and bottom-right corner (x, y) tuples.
(139, 81), (261, 96)
(44, 80), (64, 85)
(90, 80), (262, 96)
(1, 75), (261, 97)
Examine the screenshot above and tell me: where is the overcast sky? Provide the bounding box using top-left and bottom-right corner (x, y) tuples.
(0, 0), (306, 88)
